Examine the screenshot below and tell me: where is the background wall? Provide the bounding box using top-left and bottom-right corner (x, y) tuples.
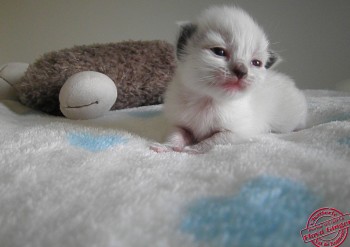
(1, 0), (350, 90)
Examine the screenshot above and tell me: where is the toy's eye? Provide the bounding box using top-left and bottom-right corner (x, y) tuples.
(210, 47), (228, 57)
(251, 59), (263, 67)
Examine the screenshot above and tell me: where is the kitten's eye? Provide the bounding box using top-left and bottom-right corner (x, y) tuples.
(251, 59), (263, 67)
(210, 47), (227, 57)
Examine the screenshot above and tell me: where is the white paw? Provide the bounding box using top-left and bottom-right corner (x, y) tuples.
(150, 142), (188, 153)
(150, 143), (172, 153)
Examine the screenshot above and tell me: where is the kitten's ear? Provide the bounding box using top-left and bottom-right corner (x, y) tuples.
(176, 22), (197, 60)
(265, 50), (281, 69)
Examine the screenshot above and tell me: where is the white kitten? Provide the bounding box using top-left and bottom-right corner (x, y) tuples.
(151, 6), (307, 153)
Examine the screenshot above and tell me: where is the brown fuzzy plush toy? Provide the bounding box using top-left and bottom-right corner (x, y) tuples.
(2, 40), (175, 119)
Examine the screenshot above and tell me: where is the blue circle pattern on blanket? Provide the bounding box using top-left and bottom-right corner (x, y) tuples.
(127, 109), (161, 118)
(328, 113), (350, 122)
(338, 137), (350, 147)
(181, 176), (321, 247)
(68, 132), (127, 152)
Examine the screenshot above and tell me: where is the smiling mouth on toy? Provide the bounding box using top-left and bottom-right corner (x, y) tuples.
(65, 101), (99, 109)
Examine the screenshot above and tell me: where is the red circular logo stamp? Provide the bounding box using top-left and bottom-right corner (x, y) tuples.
(300, 207), (350, 247)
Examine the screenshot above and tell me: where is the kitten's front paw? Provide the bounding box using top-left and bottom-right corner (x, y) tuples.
(150, 143), (186, 153)
(150, 143), (172, 153)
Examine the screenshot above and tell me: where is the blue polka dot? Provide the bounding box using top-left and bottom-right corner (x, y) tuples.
(68, 132), (127, 152)
(338, 137), (350, 147)
(181, 176), (322, 247)
(128, 109), (161, 118)
(328, 113), (350, 122)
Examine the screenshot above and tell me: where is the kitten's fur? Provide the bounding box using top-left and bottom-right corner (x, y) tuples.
(151, 6), (307, 153)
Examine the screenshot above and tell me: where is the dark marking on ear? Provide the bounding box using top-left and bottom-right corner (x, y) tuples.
(265, 50), (280, 69)
(176, 23), (197, 60)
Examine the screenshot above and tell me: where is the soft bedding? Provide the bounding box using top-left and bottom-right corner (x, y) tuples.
(0, 90), (349, 247)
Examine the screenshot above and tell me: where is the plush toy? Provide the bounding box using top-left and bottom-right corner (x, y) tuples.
(0, 40), (176, 119)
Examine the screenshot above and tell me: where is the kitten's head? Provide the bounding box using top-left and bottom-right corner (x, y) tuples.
(176, 6), (279, 99)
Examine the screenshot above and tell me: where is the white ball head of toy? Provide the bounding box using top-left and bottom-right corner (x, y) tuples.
(59, 71), (117, 120)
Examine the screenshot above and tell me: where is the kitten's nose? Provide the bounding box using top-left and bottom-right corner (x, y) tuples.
(232, 63), (248, 79)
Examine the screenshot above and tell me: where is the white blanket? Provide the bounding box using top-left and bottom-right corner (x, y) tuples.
(0, 90), (349, 247)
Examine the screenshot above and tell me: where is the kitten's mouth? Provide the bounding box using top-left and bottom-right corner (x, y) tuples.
(220, 79), (247, 91)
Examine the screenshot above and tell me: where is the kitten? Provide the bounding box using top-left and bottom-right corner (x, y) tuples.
(151, 6), (307, 154)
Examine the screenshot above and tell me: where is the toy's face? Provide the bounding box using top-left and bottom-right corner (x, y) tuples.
(59, 71), (117, 120)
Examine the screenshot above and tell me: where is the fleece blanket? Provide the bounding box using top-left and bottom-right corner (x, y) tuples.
(0, 90), (350, 247)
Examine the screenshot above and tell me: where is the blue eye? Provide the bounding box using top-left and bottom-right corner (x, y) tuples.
(210, 47), (227, 57)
